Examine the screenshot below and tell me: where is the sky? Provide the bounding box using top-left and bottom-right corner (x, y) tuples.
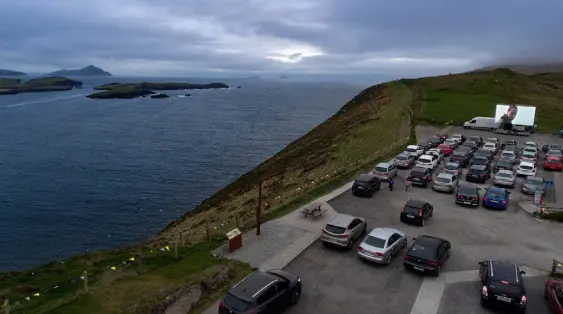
(0, 0), (562, 78)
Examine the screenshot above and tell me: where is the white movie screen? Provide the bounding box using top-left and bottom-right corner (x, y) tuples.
(494, 104), (536, 127)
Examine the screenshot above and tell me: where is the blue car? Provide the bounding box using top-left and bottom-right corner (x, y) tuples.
(482, 186), (510, 210)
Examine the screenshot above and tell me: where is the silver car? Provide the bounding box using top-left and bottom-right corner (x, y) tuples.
(373, 162), (398, 180)
(499, 150), (517, 164)
(442, 162), (462, 176)
(321, 213), (367, 248)
(522, 176), (546, 195)
(444, 138), (459, 148)
(357, 227), (407, 264)
(493, 170), (516, 187)
(393, 153), (415, 168)
(432, 172), (460, 193)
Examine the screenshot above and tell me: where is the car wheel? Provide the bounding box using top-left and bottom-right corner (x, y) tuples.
(402, 239), (407, 249)
(386, 253), (392, 264)
(290, 287), (301, 305)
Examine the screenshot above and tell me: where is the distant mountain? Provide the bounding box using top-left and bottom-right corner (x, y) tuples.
(47, 65), (112, 77)
(0, 69), (26, 76)
(475, 63), (563, 75)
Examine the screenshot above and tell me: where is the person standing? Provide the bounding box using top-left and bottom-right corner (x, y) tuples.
(405, 179), (412, 192)
(388, 178), (394, 191)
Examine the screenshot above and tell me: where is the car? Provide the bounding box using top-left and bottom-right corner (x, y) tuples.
(407, 167), (433, 187)
(321, 213), (367, 248)
(428, 137), (442, 148)
(486, 137), (500, 145)
(544, 278), (563, 314)
(405, 145), (424, 158)
(483, 186), (510, 210)
(494, 158), (514, 173)
(403, 235), (451, 276)
(482, 142), (499, 154)
(450, 150), (472, 167)
(466, 165), (491, 183)
(426, 149), (444, 163)
(474, 148), (494, 161)
(456, 184), (481, 207)
(546, 149), (563, 160)
(479, 260), (527, 313)
(522, 176), (546, 195)
(442, 162), (462, 176)
(520, 151), (537, 164)
(503, 145), (518, 153)
(418, 141), (433, 152)
(372, 162), (398, 181)
(516, 161), (537, 177)
(493, 170), (516, 187)
(470, 155), (492, 168)
(499, 150), (517, 164)
(393, 153), (415, 169)
(461, 141), (479, 152)
(468, 136), (484, 146)
(525, 141), (539, 149)
(523, 146), (539, 157)
(400, 199), (433, 226)
(352, 174), (382, 197)
(435, 133), (449, 141)
(432, 173), (460, 193)
(501, 140), (517, 150)
(357, 227), (407, 264)
(451, 133), (466, 144)
(542, 143), (563, 153)
(437, 143), (454, 156)
(544, 156), (563, 171)
(416, 154), (438, 169)
(219, 269), (302, 314)
(444, 138), (459, 149)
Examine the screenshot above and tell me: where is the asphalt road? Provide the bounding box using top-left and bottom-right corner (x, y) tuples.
(283, 127), (563, 314)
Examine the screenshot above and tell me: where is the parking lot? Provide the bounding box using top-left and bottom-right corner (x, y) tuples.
(284, 127), (563, 314)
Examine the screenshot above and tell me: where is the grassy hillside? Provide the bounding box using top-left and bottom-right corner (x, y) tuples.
(476, 63), (563, 75)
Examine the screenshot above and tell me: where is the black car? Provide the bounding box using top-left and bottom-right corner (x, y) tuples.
(466, 165), (491, 183)
(400, 199), (433, 226)
(407, 167), (433, 187)
(468, 136), (484, 146)
(479, 260), (527, 313)
(461, 141), (479, 152)
(450, 150), (472, 167)
(418, 141), (433, 152)
(219, 269), (302, 314)
(542, 143), (563, 153)
(352, 174), (381, 197)
(404, 235), (451, 276)
(494, 158), (514, 173)
(428, 137), (442, 147)
(501, 140), (517, 150)
(470, 155), (492, 167)
(474, 149), (494, 161)
(456, 184), (480, 206)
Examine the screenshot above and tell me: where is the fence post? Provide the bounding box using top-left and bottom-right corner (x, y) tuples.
(83, 270), (88, 293)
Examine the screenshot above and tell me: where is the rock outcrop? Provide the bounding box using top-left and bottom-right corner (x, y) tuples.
(0, 76), (82, 95)
(87, 82), (229, 99)
(48, 65), (112, 76)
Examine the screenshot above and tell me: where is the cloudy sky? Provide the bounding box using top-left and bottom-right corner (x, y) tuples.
(0, 0), (562, 78)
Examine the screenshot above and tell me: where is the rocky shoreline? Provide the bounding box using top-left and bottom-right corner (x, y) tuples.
(87, 82), (230, 99)
(0, 77), (82, 95)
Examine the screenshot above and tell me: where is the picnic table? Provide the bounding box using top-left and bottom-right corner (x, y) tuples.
(301, 202), (327, 219)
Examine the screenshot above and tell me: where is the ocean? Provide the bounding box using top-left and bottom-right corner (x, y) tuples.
(0, 76), (367, 271)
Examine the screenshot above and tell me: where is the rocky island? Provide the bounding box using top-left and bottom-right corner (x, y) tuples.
(0, 69), (27, 76)
(48, 65), (112, 77)
(86, 82), (229, 99)
(0, 77), (83, 95)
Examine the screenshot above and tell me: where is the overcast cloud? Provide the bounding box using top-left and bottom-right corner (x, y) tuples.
(0, 0), (562, 77)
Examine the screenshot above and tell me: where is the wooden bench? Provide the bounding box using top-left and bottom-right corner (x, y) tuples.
(301, 203), (327, 220)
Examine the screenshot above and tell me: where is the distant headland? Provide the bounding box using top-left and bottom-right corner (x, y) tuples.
(86, 82), (230, 99)
(0, 69), (27, 76)
(0, 77), (83, 95)
(47, 65), (112, 77)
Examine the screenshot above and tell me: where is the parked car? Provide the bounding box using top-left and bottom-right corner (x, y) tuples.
(442, 162), (462, 176)
(482, 142), (499, 155)
(503, 145), (518, 153)
(501, 140), (517, 150)
(450, 150), (472, 167)
(416, 154), (438, 170)
(520, 151), (538, 164)
(483, 186), (510, 210)
(444, 138), (459, 149)
(494, 158), (514, 173)
(522, 176), (546, 195)
(407, 167), (434, 187)
(455, 184), (480, 207)
(451, 133), (466, 144)
(404, 235), (451, 276)
(475, 149), (494, 161)
(546, 149), (563, 160)
(493, 170), (516, 187)
(470, 155), (492, 168)
(405, 145), (424, 158)
(466, 165), (491, 183)
(219, 269), (302, 314)
(516, 161), (537, 177)
(426, 149), (444, 163)
(393, 153), (415, 169)
(544, 156), (563, 171)
(499, 150), (517, 164)
(435, 133), (449, 141)
(428, 137), (442, 148)
(418, 141), (433, 152)
(523, 146), (539, 157)
(437, 143), (454, 156)
(373, 162), (398, 181)
(486, 137), (500, 145)
(321, 213), (367, 248)
(479, 260), (527, 313)
(400, 199), (433, 226)
(525, 141), (539, 149)
(432, 173), (460, 193)
(542, 143), (563, 153)
(544, 278), (563, 314)
(468, 136), (484, 146)
(357, 228), (407, 265)
(352, 174), (381, 197)
(461, 141), (479, 152)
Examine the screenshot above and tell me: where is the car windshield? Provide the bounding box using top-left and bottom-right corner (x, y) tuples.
(486, 189), (506, 198)
(408, 243), (436, 259)
(520, 165), (533, 170)
(363, 236), (387, 248)
(325, 224), (346, 234)
(375, 166), (388, 172)
(548, 150), (562, 156)
(476, 150), (489, 155)
(548, 159), (562, 164)
(497, 172), (513, 178)
(522, 153), (535, 159)
(418, 158), (431, 163)
(435, 177), (451, 183)
(490, 280), (521, 295)
(497, 160), (511, 167)
(223, 294), (252, 312)
(445, 163), (458, 170)
(405, 148), (416, 152)
(395, 155), (408, 160)
(501, 152), (514, 157)
(469, 167), (485, 173)
(525, 178), (543, 185)
(445, 139), (456, 144)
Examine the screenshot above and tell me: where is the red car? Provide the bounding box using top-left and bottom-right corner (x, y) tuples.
(544, 156), (563, 171)
(438, 144), (453, 156)
(544, 279), (563, 314)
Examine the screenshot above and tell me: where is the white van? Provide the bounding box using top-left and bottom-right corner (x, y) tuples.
(463, 117), (498, 130)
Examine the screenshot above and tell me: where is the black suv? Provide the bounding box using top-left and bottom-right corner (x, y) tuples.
(501, 140), (517, 150)
(407, 167), (433, 187)
(474, 149), (494, 161)
(470, 155), (491, 168)
(450, 150), (472, 167)
(466, 165), (491, 183)
(418, 141), (433, 152)
(479, 260), (527, 313)
(352, 174), (381, 197)
(400, 199), (433, 226)
(455, 184), (480, 207)
(428, 137), (442, 147)
(404, 235), (451, 276)
(219, 270), (302, 314)
(461, 141), (479, 152)
(468, 136), (484, 146)
(494, 158), (513, 173)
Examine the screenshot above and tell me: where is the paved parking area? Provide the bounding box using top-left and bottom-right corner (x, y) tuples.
(284, 127), (563, 314)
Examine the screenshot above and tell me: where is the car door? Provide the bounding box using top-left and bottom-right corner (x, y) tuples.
(436, 243), (446, 265)
(273, 281), (291, 309)
(386, 234), (397, 255)
(389, 165), (397, 178)
(257, 285), (281, 314)
(348, 219), (362, 239)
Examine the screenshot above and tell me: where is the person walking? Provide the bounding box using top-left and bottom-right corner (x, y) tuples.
(388, 178), (394, 191)
(405, 179), (412, 192)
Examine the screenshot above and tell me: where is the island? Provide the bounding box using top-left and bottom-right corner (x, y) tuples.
(0, 69), (27, 76)
(47, 65), (112, 77)
(0, 77), (83, 95)
(86, 82), (229, 99)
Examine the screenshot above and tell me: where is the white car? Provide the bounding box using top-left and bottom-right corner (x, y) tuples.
(482, 142), (498, 154)
(523, 146), (539, 156)
(520, 151), (537, 163)
(426, 149), (444, 163)
(416, 154), (438, 169)
(486, 138), (499, 144)
(516, 161), (537, 176)
(451, 134), (463, 143)
(525, 141), (538, 148)
(404, 145), (424, 158)
(444, 138), (458, 147)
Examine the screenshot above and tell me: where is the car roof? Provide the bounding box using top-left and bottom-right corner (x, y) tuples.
(488, 261), (519, 283)
(368, 227), (395, 239)
(501, 150), (515, 154)
(356, 173), (375, 181)
(437, 172), (453, 179)
(469, 165), (486, 170)
(406, 199), (427, 207)
(520, 161), (534, 166)
(497, 169), (513, 174)
(547, 156), (562, 160)
(445, 162), (459, 166)
(458, 184), (478, 191)
(484, 142), (496, 145)
(486, 186), (506, 194)
(328, 213), (356, 227)
(445, 138), (456, 141)
(547, 149), (562, 153)
(452, 134), (462, 136)
(414, 235), (444, 247)
(376, 162), (391, 167)
(419, 154), (433, 158)
(525, 176), (543, 181)
(525, 141), (536, 145)
(407, 145), (419, 149)
(231, 271), (280, 300)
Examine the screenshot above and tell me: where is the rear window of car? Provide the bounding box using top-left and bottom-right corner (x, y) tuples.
(476, 150), (489, 155)
(452, 151), (465, 157)
(501, 152), (515, 157)
(375, 166), (388, 173)
(435, 177), (451, 183)
(395, 155), (408, 160)
(410, 170), (425, 177)
(490, 280), (521, 294)
(548, 159), (562, 164)
(520, 165), (533, 170)
(469, 167), (485, 172)
(363, 236), (386, 248)
(486, 189), (506, 198)
(408, 243), (436, 259)
(497, 172), (512, 178)
(325, 224), (346, 234)
(522, 153), (535, 158)
(458, 186), (476, 195)
(548, 150), (562, 155)
(223, 293), (252, 312)
(524, 147), (536, 152)
(404, 205), (420, 213)
(525, 178), (543, 184)
(445, 163), (458, 170)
